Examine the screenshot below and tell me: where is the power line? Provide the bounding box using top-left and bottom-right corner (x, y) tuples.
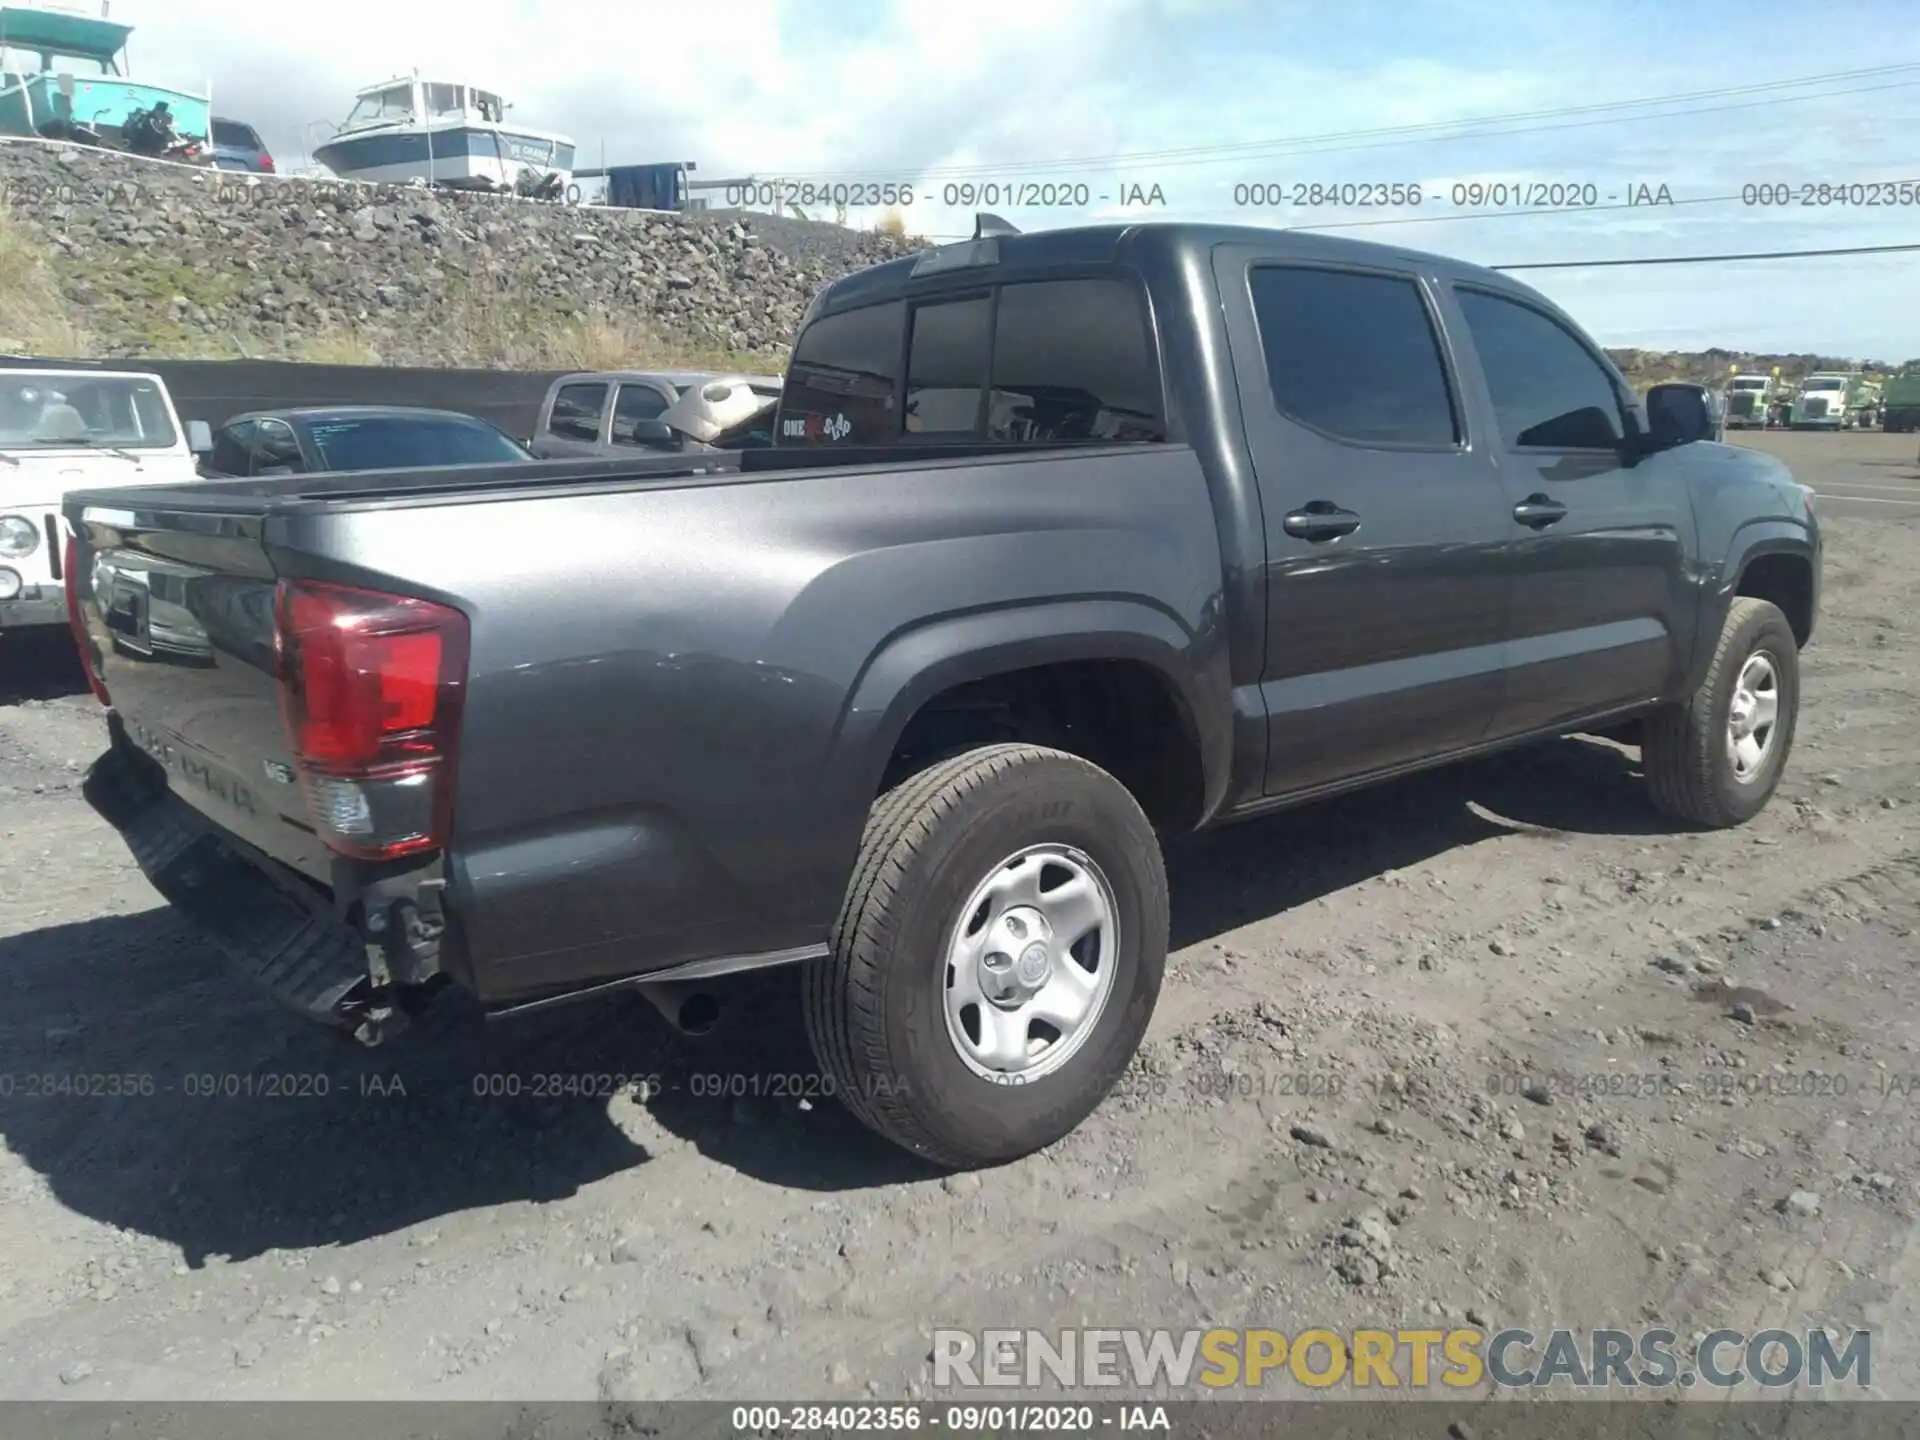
(1493, 241), (1920, 270)
(761, 63), (1920, 182)
(776, 65), (1920, 179)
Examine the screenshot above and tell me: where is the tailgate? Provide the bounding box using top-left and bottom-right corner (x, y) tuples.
(67, 499), (335, 881)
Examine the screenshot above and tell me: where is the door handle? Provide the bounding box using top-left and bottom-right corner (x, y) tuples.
(1512, 494), (1568, 529)
(1283, 501), (1361, 541)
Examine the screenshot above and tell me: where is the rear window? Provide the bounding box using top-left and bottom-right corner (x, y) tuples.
(905, 296), (991, 436)
(306, 416), (529, 471)
(776, 278), (1164, 446)
(778, 301), (904, 444)
(213, 120), (261, 148)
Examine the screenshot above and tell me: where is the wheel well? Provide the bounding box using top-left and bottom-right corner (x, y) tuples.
(1736, 553), (1813, 646)
(883, 660), (1207, 834)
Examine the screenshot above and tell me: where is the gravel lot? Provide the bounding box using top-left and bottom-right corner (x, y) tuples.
(2, 429), (1918, 1405)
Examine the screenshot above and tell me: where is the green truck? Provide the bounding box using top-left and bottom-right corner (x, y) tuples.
(1882, 370), (1920, 433)
(1722, 374), (1780, 429)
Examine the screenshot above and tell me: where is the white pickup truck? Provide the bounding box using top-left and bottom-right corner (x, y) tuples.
(0, 367), (209, 639)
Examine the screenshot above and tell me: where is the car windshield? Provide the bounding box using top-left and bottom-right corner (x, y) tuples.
(1730, 380), (1767, 389)
(304, 414), (531, 470)
(1803, 379), (1844, 390)
(0, 375), (179, 449)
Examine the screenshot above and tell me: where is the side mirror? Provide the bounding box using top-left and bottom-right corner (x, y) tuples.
(1645, 384), (1715, 449)
(185, 419), (213, 454)
(617, 419), (680, 448)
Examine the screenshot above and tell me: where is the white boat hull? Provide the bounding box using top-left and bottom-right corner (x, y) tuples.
(313, 121), (575, 188)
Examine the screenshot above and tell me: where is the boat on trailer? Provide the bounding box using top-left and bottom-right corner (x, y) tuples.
(311, 75), (575, 194)
(0, 0), (210, 149)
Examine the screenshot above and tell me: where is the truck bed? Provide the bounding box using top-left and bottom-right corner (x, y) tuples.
(64, 436), (1221, 1013)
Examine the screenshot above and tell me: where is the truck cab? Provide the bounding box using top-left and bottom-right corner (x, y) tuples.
(1792, 373), (1862, 430)
(1723, 374), (1775, 429)
(0, 368), (206, 636)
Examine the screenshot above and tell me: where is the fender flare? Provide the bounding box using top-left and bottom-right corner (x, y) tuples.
(825, 595), (1234, 833)
(1686, 521), (1817, 693)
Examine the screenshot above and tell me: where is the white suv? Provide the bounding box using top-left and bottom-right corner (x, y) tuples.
(0, 368), (209, 638)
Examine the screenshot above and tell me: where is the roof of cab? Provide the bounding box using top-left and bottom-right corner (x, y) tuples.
(812, 219), (1528, 316)
(551, 370), (785, 390)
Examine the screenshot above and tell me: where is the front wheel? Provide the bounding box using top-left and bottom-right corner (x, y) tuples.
(1642, 597), (1800, 827)
(804, 744), (1168, 1168)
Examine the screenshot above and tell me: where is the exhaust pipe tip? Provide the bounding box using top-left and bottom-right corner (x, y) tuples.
(635, 980), (722, 1036)
(677, 992), (721, 1036)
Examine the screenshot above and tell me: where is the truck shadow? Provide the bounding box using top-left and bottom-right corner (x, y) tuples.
(0, 630), (90, 706)
(0, 735), (1660, 1260)
(1168, 734), (1659, 948)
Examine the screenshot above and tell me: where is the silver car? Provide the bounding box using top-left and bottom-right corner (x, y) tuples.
(528, 370), (785, 457)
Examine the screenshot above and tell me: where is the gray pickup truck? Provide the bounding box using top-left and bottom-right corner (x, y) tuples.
(62, 219), (1820, 1168)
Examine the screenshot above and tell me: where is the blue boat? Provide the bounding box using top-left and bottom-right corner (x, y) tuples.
(0, 1), (210, 147)
(311, 75), (575, 192)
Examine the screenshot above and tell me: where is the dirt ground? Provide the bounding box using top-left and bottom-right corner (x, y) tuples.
(2, 429), (1918, 1405)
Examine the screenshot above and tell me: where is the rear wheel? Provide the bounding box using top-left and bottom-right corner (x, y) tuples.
(1642, 598), (1799, 827)
(804, 744), (1168, 1168)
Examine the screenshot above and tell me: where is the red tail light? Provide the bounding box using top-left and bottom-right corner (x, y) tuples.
(273, 578), (469, 860)
(261, 153), (276, 173)
(64, 531), (111, 707)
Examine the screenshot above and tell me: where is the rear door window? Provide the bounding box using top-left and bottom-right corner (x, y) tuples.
(547, 382), (609, 443)
(213, 120), (261, 148)
(1248, 265), (1459, 447)
(779, 300), (904, 444)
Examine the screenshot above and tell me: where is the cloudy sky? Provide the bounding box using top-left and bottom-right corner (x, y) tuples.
(111, 0), (1920, 358)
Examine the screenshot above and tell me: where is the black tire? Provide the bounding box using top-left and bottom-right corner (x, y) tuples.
(1642, 597), (1799, 827)
(803, 743), (1168, 1169)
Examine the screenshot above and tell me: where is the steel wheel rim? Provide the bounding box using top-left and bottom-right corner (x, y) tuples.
(1726, 649), (1781, 783)
(942, 843), (1120, 1084)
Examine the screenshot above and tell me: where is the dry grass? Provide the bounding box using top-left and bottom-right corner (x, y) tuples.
(0, 210), (93, 357)
(290, 328), (384, 365)
(408, 281), (786, 373)
(874, 209), (935, 248)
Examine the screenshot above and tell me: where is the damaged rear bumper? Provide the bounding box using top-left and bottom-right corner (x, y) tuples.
(82, 731), (421, 1044)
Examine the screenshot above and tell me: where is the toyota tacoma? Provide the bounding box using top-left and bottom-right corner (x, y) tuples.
(63, 219), (1820, 1168)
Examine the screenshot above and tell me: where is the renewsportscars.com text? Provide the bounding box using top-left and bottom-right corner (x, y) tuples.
(933, 1326), (1871, 1391)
